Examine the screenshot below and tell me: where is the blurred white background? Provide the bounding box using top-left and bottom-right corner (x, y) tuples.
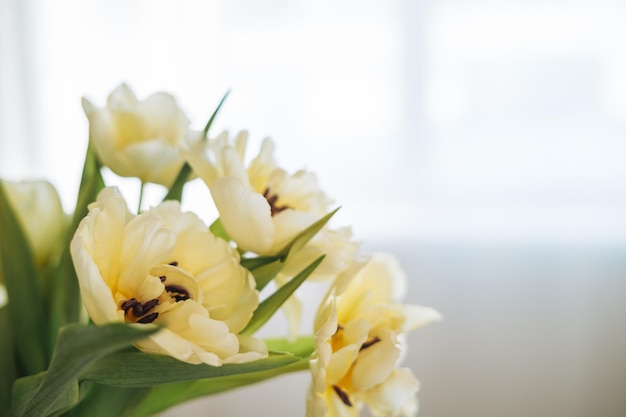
(1, 1), (625, 416)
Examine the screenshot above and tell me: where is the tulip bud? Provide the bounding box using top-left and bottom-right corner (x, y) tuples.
(82, 84), (191, 186)
(1, 179), (66, 266)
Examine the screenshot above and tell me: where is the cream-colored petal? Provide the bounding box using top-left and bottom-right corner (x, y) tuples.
(182, 138), (220, 186)
(162, 300), (239, 360)
(70, 236), (120, 324)
(235, 334), (268, 357)
(327, 389), (361, 417)
(362, 368), (420, 417)
(270, 209), (318, 254)
(149, 264), (200, 303)
(122, 140), (185, 185)
(281, 227), (359, 282)
(247, 137), (277, 193)
(215, 272), (258, 333)
(1, 180), (66, 265)
(85, 187), (131, 290)
(326, 345), (359, 386)
(211, 176), (274, 254)
(117, 211), (175, 299)
(398, 305), (442, 332)
(233, 130), (249, 161)
(351, 330), (400, 391)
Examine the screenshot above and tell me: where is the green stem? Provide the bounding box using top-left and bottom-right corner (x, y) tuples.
(137, 182), (145, 214)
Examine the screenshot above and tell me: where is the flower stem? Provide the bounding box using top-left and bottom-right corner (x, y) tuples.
(137, 181), (145, 214)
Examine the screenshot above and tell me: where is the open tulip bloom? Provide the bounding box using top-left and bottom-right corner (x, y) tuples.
(0, 85), (440, 417)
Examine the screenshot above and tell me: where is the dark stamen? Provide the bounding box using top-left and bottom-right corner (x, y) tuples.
(121, 298), (140, 315)
(360, 336), (381, 351)
(159, 276), (166, 282)
(166, 284), (190, 302)
(263, 188), (290, 216)
(169, 261), (178, 266)
(332, 385), (352, 407)
(136, 312), (159, 324)
(141, 299), (159, 313)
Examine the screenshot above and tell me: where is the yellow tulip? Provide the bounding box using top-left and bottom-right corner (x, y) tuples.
(70, 187), (266, 365)
(1, 179), (66, 266)
(82, 84), (191, 186)
(307, 254), (441, 417)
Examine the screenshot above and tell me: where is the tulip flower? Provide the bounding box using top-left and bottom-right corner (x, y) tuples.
(1, 179), (66, 266)
(307, 254), (441, 417)
(70, 187), (266, 365)
(82, 84), (191, 186)
(184, 131), (343, 254)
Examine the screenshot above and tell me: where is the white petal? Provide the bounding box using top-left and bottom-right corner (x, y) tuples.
(118, 212), (175, 300)
(211, 176), (274, 254)
(400, 305), (443, 332)
(270, 209), (317, 253)
(362, 368), (420, 417)
(71, 235), (120, 324)
(351, 330), (401, 390)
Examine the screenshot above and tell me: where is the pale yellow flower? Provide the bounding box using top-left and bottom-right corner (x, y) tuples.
(70, 187), (266, 365)
(184, 131), (351, 257)
(307, 254), (441, 417)
(1, 180), (66, 266)
(82, 84), (191, 186)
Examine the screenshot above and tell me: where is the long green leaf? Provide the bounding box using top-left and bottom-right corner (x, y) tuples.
(49, 143), (104, 351)
(162, 163), (192, 202)
(0, 183), (47, 375)
(163, 90), (231, 203)
(0, 306), (16, 416)
(125, 358), (308, 417)
(240, 255), (281, 271)
(242, 256), (324, 336)
(63, 383), (151, 417)
(250, 259), (285, 291)
(83, 352), (299, 387)
(10, 323), (157, 417)
(201, 89), (231, 137)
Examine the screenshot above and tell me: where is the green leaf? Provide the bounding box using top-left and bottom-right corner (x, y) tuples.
(0, 306), (16, 416)
(201, 89), (231, 137)
(249, 259), (285, 291)
(277, 207), (339, 259)
(162, 163), (192, 202)
(209, 218), (230, 241)
(83, 351), (300, 387)
(0, 182), (47, 375)
(240, 255), (281, 271)
(49, 143), (105, 351)
(242, 256), (324, 336)
(163, 90), (231, 203)
(264, 336), (315, 358)
(9, 323), (157, 417)
(125, 357), (309, 417)
(63, 383), (151, 417)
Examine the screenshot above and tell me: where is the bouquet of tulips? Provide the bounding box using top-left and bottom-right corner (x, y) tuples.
(0, 84), (440, 417)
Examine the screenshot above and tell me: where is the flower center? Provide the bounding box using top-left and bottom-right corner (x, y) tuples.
(121, 260), (192, 324)
(121, 298), (160, 323)
(263, 188), (290, 216)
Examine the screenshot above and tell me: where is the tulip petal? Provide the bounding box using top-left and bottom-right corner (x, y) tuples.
(211, 176), (274, 254)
